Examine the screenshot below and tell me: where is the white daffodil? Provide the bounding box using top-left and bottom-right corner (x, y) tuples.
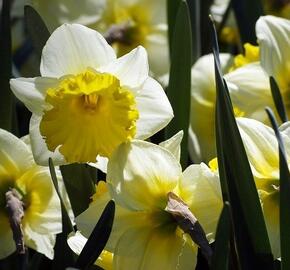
(0, 128), (62, 259)
(74, 138), (222, 269)
(236, 117), (290, 258)
(189, 51), (273, 162)
(256, 15), (290, 115)
(10, 24), (173, 166)
(28, 0), (169, 77)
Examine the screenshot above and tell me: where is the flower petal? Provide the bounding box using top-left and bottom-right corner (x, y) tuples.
(76, 183), (145, 251)
(29, 114), (66, 166)
(135, 77), (173, 139)
(0, 128), (34, 176)
(40, 24), (116, 77)
(24, 224), (56, 259)
(256, 15), (290, 90)
(67, 231), (114, 269)
(107, 140), (181, 211)
(236, 117), (289, 179)
(179, 163), (223, 239)
(10, 77), (59, 115)
(146, 30), (169, 76)
(19, 167), (62, 235)
(225, 62), (273, 121)
(100, 46), (149, 89)
(114, 227), (197, 270)
(159, 131), (183, 161)
(189, 53), (233, 162)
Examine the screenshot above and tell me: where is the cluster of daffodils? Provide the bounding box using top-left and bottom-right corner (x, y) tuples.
(189, 15), (290, 163)
(7, 19), (224, 268)
(3, 0), (290, 267)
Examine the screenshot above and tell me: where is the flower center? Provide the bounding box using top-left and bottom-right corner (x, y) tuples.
(40, 69), (139, 163)
(230, 43), (260, 71)
(104, 4), (150, 55)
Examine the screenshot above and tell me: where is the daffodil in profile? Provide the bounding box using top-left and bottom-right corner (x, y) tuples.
(0, 128), (62, 259)
(256, 15), (290, 116)
(10, 24), (173, 165)
(210, 117), (290, 258)
(74, 137), (222, 269)
(189, 51), (273, 162)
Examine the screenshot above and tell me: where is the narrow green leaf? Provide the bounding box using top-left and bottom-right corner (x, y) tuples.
(211, 202), (231, 270)
(269, 77), (288, 123)
(0, 0), (12, 131)
(186, 0), (201, 63)
(231, 0), (264, 44)
(266, 108), (290, 270)
(165, 0), (192, 169)
(60, 163), (96, 217)
(24, 5), (50, 63)
(49, 158), (75, 268)
(167, 0), (181, 56)
(27, 252), (43, 270)
(212, 19), (274, 268)
(75, 200), (115, 269)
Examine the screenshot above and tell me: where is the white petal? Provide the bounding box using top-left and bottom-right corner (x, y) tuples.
(256, 16), (290, 82)
(0, 128), (34, 175)
(135, 77), (173, 139)
(10, 77), (59, 115)
(179, 163), (223, 239)
(159, 130), (183, 161)
(146, 30), (169, 77)
(24, 224), (56, 259)
(279, 121), (290, 137)
(21, 167), (62, 235)
(89, 156), (108, 174)
(100, 46), (149, 89)
(40, 24), (116, 77)
(237, 118), (281, 179)
(76, 182), (144, 251)
(114, 227), (197, 270)
(225, 62), (273, 121)
(29, 114), (66, 166)
(67, 231), (87, 255)
(107, 140), (181, 211)
(189, 53), (233, 162)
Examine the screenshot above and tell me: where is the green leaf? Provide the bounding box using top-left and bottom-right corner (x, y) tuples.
(24, 5), (50, 65)
(48, 158), (75, 268)
(75, 200), (115, 269)
(186, 0), (201, 63)
(60, 163), (96, 217)
(211, 19), (274, 268)
(0, 0), (13, 132)
(165, 0), (192, 169)
(266, 108), (290, 270)
(167, 0), (181, 56)
(269, 76), (288, 123)
(211, 202), (231, 270)
(231, 0), (264, 44)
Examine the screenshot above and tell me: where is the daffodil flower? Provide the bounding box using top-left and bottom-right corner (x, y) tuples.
(10, 24), (173, 165)
(189, 52), (273, 162)
(211, 117), (290, 258)
(29, 0), (169, 77)
(74, 138), (222, 269)
(237, 117), (290, 258)
(0, 129), (62, 259)
(256, 15), (290, 115)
